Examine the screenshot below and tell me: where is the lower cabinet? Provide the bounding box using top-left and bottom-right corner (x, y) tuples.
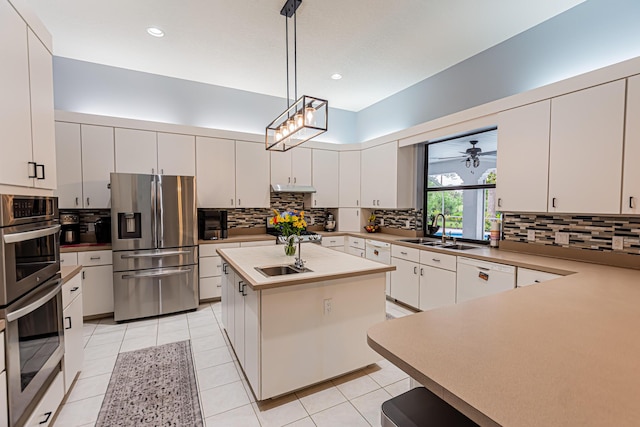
(390, 257), (420, 309)
(516, 268), (562, 287)
(200, 242), (241, 302)
(62, 272), (84, 393)
(321, 236), (345, 251)
(24, 372), (64, 427)
(419, 265), (456, 311)
(82, 265), (114, 317)
(0, 332), (6, 427)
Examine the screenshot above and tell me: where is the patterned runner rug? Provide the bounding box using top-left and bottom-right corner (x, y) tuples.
(96, 340), (204, 427)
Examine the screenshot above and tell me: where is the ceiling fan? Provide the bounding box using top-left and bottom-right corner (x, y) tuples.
(436, 140), (497, 168)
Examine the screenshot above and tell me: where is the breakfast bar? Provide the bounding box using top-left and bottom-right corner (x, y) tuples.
(217, 244), (395, 400)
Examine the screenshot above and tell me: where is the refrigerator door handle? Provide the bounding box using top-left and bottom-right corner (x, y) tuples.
(157, 175), (164, 246)
(121, 268), (192, 280)
(121, 250), (192, 259)
(151, 175), (157, 248)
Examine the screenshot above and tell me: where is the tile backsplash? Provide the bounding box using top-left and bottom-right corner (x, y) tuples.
(59, 209), (110, 243)
(371, 209), (423, 231)
(227, 193), (328, 229)
(503, 213), (640, 255)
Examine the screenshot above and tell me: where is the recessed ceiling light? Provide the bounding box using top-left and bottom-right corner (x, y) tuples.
(331, 73), (342, 80)
(146, 27), (165, 38)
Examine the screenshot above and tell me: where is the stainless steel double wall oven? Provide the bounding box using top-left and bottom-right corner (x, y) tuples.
(0, 195), (62, 427)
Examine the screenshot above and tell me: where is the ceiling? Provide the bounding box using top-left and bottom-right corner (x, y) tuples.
(25, 0), (585, 112)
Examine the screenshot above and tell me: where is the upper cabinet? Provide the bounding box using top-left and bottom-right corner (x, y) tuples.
(196, 137), (236, 208)
(114, 129), (195, 176)
(0, 2), (56, 189)
(548, 80), (625, 214)
(270, 148), (312, 186)
(339, 151), (361, 208)
(55, 122), (114, 209)
(361, 142), (414, 209)
(496, 100), (551, 212)
(236, 141), (270, 208)
(311, 150), (339, 208)
(622, 75), (640, 215)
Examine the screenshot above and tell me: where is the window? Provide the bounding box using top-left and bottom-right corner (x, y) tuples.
(423, 129), (498, 242)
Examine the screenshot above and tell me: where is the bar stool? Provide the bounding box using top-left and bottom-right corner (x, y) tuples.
(381, 387), (478, 427)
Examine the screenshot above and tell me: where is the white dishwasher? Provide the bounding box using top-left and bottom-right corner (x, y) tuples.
(365, 239), (392, 296)
(456, 257), (516, 303)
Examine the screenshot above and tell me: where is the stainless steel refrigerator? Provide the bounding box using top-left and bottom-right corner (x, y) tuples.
(110, 173), (198, 322)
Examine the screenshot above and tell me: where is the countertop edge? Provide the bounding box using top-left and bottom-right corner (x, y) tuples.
(60, 265), (83, 283)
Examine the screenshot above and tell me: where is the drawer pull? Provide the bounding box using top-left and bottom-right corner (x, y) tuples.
(432, 258), (441, 262)
(64, 316), (72, 330)
(70, 286), (79, 292)
(39, 411), (52, 424)
(420, 268), (424, 276)
(90, 256), (101, 260)
(400, 251), (408, 255)
(413, 266), (417, 275)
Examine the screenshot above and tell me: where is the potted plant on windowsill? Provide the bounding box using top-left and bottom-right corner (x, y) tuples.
(364, 213), (379, 233)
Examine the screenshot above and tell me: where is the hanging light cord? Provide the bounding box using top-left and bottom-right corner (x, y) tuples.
(294, 11), (297, 101)
(285, 16), (290, 110)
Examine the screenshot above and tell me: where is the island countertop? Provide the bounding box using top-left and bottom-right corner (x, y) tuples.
(367, 262), (640, 427)
(217, 243), (395, 290)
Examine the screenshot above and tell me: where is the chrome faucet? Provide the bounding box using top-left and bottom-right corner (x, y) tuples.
(434, 213), (447, 244)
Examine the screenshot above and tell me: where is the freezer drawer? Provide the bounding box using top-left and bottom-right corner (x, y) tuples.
(113, 246), (198, 272)
(113, 265), (198, 321)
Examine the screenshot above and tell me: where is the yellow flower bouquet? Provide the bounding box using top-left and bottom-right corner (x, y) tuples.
(270, 209), (307, 255)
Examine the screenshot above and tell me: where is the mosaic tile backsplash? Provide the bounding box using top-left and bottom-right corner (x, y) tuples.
(371, 209), (423, 231)
(227, 193), (328, 229)
(503, 213), (640, 255)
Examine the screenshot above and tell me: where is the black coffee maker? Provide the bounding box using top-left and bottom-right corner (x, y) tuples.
(198, 209), (228, 240)
(94, 217), (112, 243)
(60, 214), (80, 245)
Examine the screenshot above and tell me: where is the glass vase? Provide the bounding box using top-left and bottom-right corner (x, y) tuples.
(285, 240), (297, 256)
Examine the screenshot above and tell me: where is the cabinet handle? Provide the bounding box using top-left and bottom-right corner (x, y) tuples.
(413, 266), (417, 274)
(36, 164), (45, 180)
(420, 268), (424, 276)
(231, 198), (234, 205)
(288, 177), (291, 184)
(152, 168), (155, 174)
(60, 259), (64, 263)
(39, 411), (52, 424)
(432, 258), (440, 262)
(294, 177), (297, 184)
(242, 283), (247, 296)
(372, 199), (375, 206)
(64, 316), (72, 330)
(223, 263), (228, 274)
(400, 251), (408, 255)
(28, 161), (37, 178)
(90, 256), (101, 260)
(238, 280), (243, 293)
(86, 197), (90, 206)
(315, 200), (317, 206)
(71, 286), (79, 292)
(75, 197), (79, 206)
(630, 197), (635, 209)
(377, 200), (380, 206)
(82, 271), (86, 280)
(238, 199), (241, 206)
(356, 200), (359, 206)
(161, 169), (164, 174)
(497, 198), (502, 208)
(552, 197), (557, 208)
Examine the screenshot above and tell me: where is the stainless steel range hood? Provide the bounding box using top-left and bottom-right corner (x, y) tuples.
(270, 184), (316, 193)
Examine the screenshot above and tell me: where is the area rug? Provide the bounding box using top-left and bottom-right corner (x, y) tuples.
(95, 340), (204, 427)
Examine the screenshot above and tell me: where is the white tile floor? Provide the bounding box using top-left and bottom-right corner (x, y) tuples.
(53, 299), (417, 427)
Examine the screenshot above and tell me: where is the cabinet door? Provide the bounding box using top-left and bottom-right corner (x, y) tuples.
(63, 293), (84, 393)
(549, 80), (625, 214)
(28, 30), (56, 190)
(339, 151), (361, 207)
(82, 265), (114, 317)
(270, 150), (292, 185)
(360, 147), (378, 208)
(496, 100), (550, 212)
(196, 137), (236, 208)
(244, 284), (260, 396)
(157, 132), (195, 176)
(0, 371), (6, 427)
(115, 128), (157, 174)
(338, 208), (360, 232)
(54, 122), (83, 208)
(420, 266), (456, 311)
(82, 125), (114, 208)
(291, 147), (312, 186)
(312, 150), (339, 207)
(24, 372), (63, 427)
(0, 1), (33, 188)
(389, 257), (419, 308)
(236, 141), (270, 208)
(361, 142), (398, 208)
(222, 267), (235, 336)
(623, 75), (640, 214)
(233, 276), (245, 363)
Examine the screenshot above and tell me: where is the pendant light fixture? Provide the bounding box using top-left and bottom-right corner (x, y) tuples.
(266, 0), (328, 152)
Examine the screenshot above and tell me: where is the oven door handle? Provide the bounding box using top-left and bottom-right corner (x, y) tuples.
(3, 225), (61, 244)
(6, 279), (62, 322)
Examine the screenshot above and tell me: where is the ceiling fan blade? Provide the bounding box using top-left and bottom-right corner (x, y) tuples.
(477, 150), (497, 156)
(434, 155), (465, 160)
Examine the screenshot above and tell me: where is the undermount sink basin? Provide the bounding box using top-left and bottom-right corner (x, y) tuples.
(397, 238), (439, 244)
(255, 264), (313, 277)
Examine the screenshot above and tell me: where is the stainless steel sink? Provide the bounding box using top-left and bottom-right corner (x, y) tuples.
(255, 264), (313, 277)
(435, 243), (478, 250)
(397, 238), (440, 244)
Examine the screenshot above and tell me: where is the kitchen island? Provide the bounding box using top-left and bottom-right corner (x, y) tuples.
(217, 243), (395, 400)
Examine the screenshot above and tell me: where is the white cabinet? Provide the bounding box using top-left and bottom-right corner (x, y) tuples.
(24, 372), (63, 427)
(196, 137), (236, 208)
(0, 371), (6, 427)
(236, 141), (270, 208)
(0, 5), (55, 190)
(390, 256), (420, 308)
(312, 150), (339, 208)
(338, 208), (361, 232)
(270, 147), (312, 186)
(623, 75), (640, 214)
(419, 251), (457, 311)
(55, 123), (114, 208)
(346, 236), (365, 258)
(548, 80), (626, 214)
(361, 142), (414, 209)
(496, 100), (551, 212)
(516, 268), (561, 287)
(62, 273), (84, 393)
(321, 235), (345, 251)
(27, 29), (56, 190)
(198, 242), (242, 301)
(157, 132), (196, 176)
(115, 128), (157, 174)
(339, 151), (361, 207)
(60, 252), (78, 266)
(78, 250), (114, 317)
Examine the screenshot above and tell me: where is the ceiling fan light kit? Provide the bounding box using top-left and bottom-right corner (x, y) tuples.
(265, 0), (328, 152)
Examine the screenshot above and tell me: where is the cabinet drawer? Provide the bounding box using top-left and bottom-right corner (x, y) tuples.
(517, 268), (562, 287)
(199, 242), (240, 257)
(347, 246), (365, 258)
(61, 271), (83, 310)
(60, 252), (78, 266)
(200, 276), (222, 300)
(420, 250), (456, 271)
(78, 250), (112, 266)
(200, 256), (222, 278)
(391, 245), (420, 262)
(240, 239), (275, 247)
(25, 372), (64, 427)
(322, 236), (345, 247)
(348, 237), (365, 249)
